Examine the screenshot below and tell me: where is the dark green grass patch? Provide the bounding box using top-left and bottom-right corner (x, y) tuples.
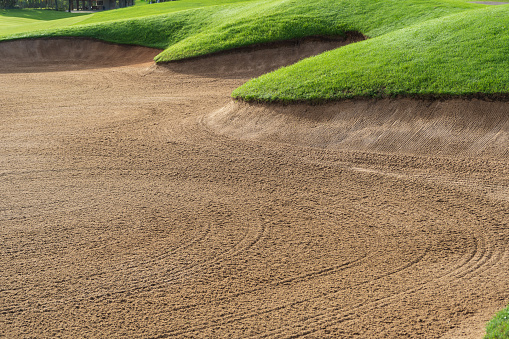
(233, 6), (509, 102)
(485, 305), (509, 339)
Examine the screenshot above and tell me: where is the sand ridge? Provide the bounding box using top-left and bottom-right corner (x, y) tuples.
(0, 38), (162, 73)
(1, 38), (508, 338)
(205, 99), (509, 157)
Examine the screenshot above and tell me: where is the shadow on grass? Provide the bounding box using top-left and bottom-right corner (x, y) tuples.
(0, 8), (87, 21)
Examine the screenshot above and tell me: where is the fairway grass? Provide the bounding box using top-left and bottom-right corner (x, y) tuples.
(0, 0), (253, 40)
(0, 9), (88, 33)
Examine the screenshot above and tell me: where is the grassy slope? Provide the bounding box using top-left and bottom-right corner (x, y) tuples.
(485, 305), (509, 339)
(155, 0), (481, 62)
(1, 0), (480, 53)
(0, 0), (250, 39)
(233, 5), (509, 101)
(0, 9), (88, 33)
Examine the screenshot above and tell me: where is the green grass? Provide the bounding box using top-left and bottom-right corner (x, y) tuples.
(154, 0), (481, 62)
(0, 0), (253, 39)
(0, 10), (92, 36)
(0, 0), (485, 53)
(0, 0), (481, 49)
(0, 0), (508, 102)
(78, 0), (252, 24)
(485, 305), (509, 339)
(0, 9), (87, 31)
(0, 8), (85, 22)
(233, 5), (509, 102)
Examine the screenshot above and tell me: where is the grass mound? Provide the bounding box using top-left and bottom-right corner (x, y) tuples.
(1, 0), (507, 102)
(1, 0), (479, 57)
(485, 305), (509, 339)
(233, 6), (509, 102)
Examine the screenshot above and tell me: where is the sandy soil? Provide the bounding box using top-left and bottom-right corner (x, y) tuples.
(1, 38), (508, 338)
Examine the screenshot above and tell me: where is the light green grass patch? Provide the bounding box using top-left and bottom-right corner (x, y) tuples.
(485, 305), (509, 339)
(0, 9), (87, 30)
(77, 0), (253, 25)
(0, 0), (254, 39)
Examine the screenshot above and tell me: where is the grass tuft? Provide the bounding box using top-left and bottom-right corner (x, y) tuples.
(485, 305), (509, 339)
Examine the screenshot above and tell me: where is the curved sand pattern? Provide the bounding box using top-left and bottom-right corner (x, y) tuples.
(0, 38), (161, 73)
(1, 38), (508, 338)
(205, 99), (509, 157)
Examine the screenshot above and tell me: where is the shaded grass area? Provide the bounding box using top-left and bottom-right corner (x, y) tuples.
(485, 306), (509, 339)
(233, 6), (509, 102)
(0, 9), (86, 30)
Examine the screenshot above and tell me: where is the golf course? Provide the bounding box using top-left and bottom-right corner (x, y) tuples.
(1, 0), (509, 337)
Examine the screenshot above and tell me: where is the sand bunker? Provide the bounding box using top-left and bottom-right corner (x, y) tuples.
(1, 38), (509, 339)
(0, 38), (161, 73)
(205, 99), (509, 157)
(158, 33), (366, 78)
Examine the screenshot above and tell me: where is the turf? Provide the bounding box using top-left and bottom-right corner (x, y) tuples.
(154, 0), (481, 62)
(0, 0), (253, 39)
(485, 305), (509, 339)
(233, 5), (509, 102)
(1, 0), (481, 49)
(0, 9), (87, 31)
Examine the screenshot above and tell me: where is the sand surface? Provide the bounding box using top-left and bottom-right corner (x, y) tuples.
(1, 38), (508, 338)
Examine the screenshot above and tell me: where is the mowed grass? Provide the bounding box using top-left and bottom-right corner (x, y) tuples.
(233, 5), (509, 101)
(0, 9), (88, 31)
(1, 0), (481, 51)
(78, 0), (252, 24)
(0, 0), (253, 39)
(485, 305), (509, 339)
